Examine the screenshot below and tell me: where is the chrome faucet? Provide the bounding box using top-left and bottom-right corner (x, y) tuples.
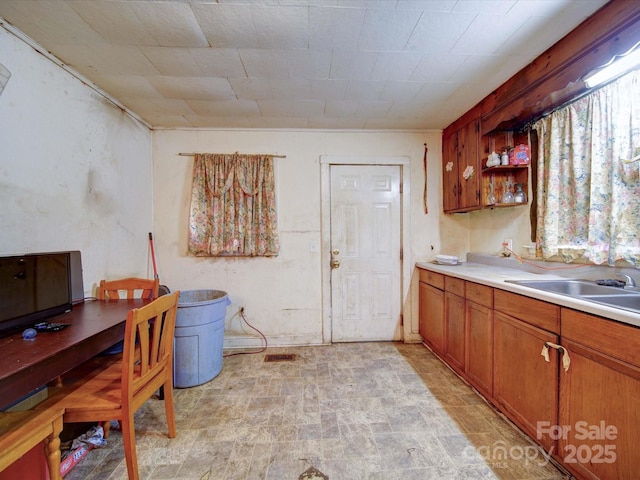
(616, 272), (637, 288)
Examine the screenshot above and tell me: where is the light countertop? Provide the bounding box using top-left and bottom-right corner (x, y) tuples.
(416, 257), (640, 328)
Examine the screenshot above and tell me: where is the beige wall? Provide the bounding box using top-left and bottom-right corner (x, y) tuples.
(152, 129), (530, 348)
(0, 27), (153, 298)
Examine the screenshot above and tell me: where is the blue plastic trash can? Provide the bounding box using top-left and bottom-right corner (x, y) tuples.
(173, 289), (230, 388)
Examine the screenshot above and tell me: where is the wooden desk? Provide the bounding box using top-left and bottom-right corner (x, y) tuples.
(0, 407), (64, 480)
(0, 299), (149, 410)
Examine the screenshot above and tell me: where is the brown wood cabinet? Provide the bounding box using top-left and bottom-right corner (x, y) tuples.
(442, 115), (482, 213)
(444, 288), (465, 375)
(418, 270), (445, 355)
(558, 309), (640, 480)
(494, 311), (559, 453)
(465, 281), (493, 399)
(417, 266), (640, 480)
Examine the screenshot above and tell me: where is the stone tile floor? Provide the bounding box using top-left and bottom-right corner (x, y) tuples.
(65, 342), (570, 479)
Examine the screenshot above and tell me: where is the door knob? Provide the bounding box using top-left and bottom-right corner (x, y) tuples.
(330, 259), (340, 269)
(332, 249), (340, 256)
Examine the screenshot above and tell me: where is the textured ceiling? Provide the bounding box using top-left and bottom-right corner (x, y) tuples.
(0, 0), (609, 130)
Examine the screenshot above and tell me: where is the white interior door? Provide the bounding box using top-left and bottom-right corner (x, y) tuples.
(330, 164), (402, 342)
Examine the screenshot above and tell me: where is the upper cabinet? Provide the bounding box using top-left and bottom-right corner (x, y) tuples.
(442, 109), (482, 213)
(441, 1), (640, 214)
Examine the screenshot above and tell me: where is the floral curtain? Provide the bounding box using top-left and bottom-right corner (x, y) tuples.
(533, 69), (640, 265)
(188, 153), (279, 256)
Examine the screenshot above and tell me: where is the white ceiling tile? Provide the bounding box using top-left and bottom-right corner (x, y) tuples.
(338, 1), (397, 8)
(310, 79), (349, 100)
(452, 0), (517, 14)
(0, 0), (611, 129)
(345, 80), (386, 100)
(357, 8), (422, 51)
(69, 1), (158, 46)
(325, 100), (391, 117)
(413, 82), (463, 103)
(410, 54), (469, 82)
(129, 2), (209, 47)
(148, 77), (236, 100)
(249, 5), (309, 49)
(396, 0), (457, 11)
(229, 77), (273, 100)
(379, 81), (424, 102)
(329, 51), (378, 80)
(0, 0), (105, 45)
(370, 52), (423, 81)
(308, 6), (365, 50)
(94, 75), (163, 99)
(309, 117), (368, 129)
(118, 97), (197, 117)
(240, 49), (331, 79)
(186, 99), (260, 116)
(141, 47), (203, 76)
(51, 44), (161, 76)
(450, 12), (530, 55)
(190, 4), (256, 48)
(268, 78), (312, 99)
(189, 48), (246, 77)
(247, 116), (310, 128)
(183, 115), (252, 129)
(405, 11), (476, 53)
(192, 4), (308, 49)
(258, 99), (325, 117)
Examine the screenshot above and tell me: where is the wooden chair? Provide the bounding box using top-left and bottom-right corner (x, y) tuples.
(0, 407), (65, 480)
(98, 277), (159, 301)
(39, 291), (180, 480)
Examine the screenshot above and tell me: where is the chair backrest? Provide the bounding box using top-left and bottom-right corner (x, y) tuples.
(98, 278), (159, 301)
(121, 291), (180, 409)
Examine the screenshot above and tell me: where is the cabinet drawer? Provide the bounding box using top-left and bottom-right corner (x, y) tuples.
(419, 269), (444, 289)
(466, 281), (493, 308)
(561, 308), (640, 367)
(494, 290), (559, 334)
(445, 276), (465, 297)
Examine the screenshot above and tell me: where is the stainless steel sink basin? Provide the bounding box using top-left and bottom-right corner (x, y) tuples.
(505, 279), (640, 314)
(581, 294), (640, 313)
(504, 279), (632, 296)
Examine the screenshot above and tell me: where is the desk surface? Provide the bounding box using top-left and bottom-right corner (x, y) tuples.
(0, 299), (148, 410)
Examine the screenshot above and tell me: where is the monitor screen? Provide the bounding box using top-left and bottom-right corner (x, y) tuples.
(0, 252), (71, 335)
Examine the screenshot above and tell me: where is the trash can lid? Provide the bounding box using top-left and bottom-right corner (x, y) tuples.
(178, 289), (229, 307)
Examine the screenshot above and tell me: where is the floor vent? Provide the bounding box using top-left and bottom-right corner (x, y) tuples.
(264, 354), (296, 362)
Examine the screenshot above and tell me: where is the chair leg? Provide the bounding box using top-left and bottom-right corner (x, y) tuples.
(120, 413), (139, 480)
(163, 380), (176, 439)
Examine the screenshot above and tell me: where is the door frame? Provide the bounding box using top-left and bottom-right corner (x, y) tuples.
(320, 155), (412, 344)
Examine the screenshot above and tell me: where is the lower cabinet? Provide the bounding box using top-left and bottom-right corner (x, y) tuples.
(465, 299), (493, 399)
(494, 312), (560, 452)
(418, 267), (640, 480)
(418, 278), (445, 355)
(559, 339), (640, 479)
(559, 308), (640, 479)
(444, 290), (465, 375)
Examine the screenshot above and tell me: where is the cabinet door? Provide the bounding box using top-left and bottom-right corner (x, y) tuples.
(559, 339), (640, 480)
(465, 300), (493, 399)
(442, 132), (459, 212)
(457, 118), (481, 209)
(444, 291), (465, 375)
(494, 311), (559, 452)
(419, 282), (445, 355)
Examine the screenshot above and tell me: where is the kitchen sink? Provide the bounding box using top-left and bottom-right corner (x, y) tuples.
(581, 294), (640, 313)
(505, 279), (640, 314)
(504, 279), (633, 296)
